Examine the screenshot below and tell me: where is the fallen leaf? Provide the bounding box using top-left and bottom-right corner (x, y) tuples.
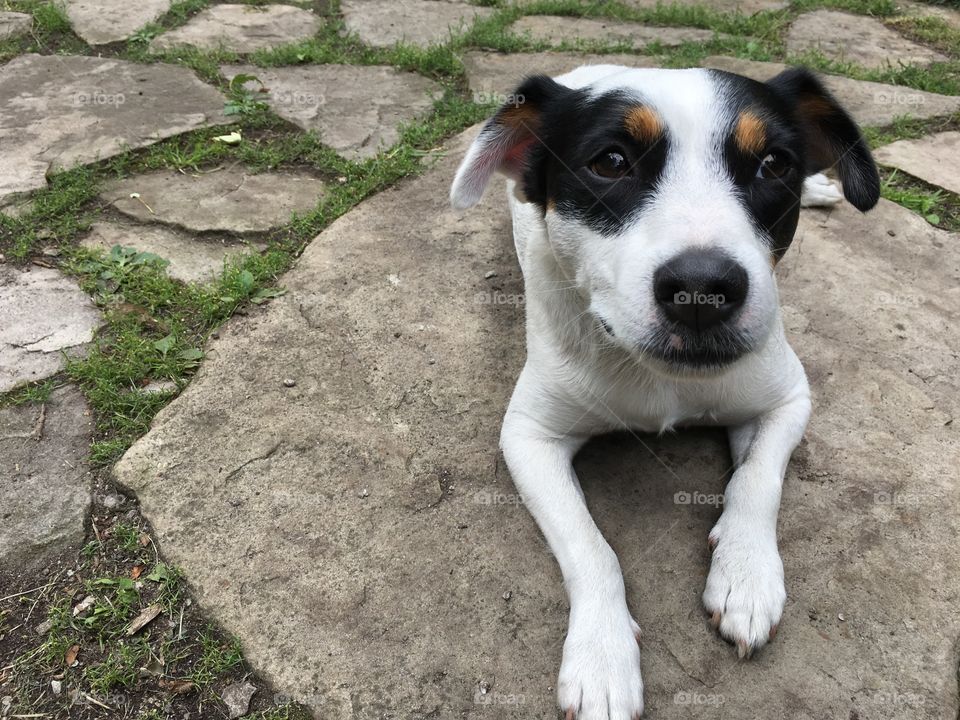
(65, 644), (80, 667)
(159, 678), (195, 695)
(138, 532), (151, 547)
(125, 604), (162, 636)
(213, 131), (242, 145)
(131, 564), (145, 579)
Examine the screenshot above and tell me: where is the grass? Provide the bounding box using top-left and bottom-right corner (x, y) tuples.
(880, 168), (960, 230)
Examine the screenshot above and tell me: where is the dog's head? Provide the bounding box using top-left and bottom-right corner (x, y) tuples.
(451, 66), (879, 372)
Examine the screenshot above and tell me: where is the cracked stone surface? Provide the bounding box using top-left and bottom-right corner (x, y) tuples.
(786, 10), (947, 68)
(149, 4), (321, 53)
(222, 64), (441, 159)
(509, 15), (715, 48)
(0, 54), (229, 203)
(623, 0), (787, 12)
(0, 11), (31, 40)
(704, 56), (960, 126)
(463, 51), (661, 98)
(0, 387), (93, 568)
(0, 267), (104, 393)
(81, 222), (266, 284)
(341, 0), (494, 48)
(99, 167), (326, 234)
(874, 131), (960, 196)
(115, 126), (960, 719)
(63, 0), (172, 45)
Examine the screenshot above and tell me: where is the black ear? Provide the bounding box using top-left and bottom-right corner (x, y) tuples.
(450, 75), (571, 209)
(767, 67), (880, 212)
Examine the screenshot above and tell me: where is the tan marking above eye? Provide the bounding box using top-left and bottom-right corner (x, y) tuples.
(624, 106), (663, 142)
(499, 103), (540, 131)
(734, 110), (767, 156)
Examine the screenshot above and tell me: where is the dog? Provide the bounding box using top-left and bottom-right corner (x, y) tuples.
(450, 65), (879, 719)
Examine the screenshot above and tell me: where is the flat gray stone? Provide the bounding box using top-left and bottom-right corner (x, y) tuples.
(0, 54), (229, 203)
(874, 131), (960, 196)
(81, 222), (265, 284)
(341, 0), (494, 48)
(510, 15), (715, 48)
(463, 51), (661, 99)
(222, 65), (441, 159)
(704, 56), (960, 126)
(150, 4), (321, 53)
(624, 0), (787, 13)
(115, 125), (960, 718)
(786, 10), (947, 68)
(0, 387), (93, 567)
(100, 167), (325, 234)
(0, 267), (103, 393)
(0, 11), (31, 40)
(64, 0), (172, 45)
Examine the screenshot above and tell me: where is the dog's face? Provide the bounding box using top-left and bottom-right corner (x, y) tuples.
(451, 66), (879, 372)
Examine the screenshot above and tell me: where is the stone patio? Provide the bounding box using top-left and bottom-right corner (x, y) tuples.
(2, 1), (959, 718)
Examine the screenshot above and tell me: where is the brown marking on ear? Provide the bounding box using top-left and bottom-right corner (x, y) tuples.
(796, 95), (835, 123)
(734, 110), (767, 156)
(499, 103), (541, 132)
(624, 106), (663, 143)
(546, 197), (556, 211)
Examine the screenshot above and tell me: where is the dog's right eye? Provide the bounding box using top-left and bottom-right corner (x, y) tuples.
(589, 150), (630, 179)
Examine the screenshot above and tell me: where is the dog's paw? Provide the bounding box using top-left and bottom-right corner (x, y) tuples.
(703, 518), (785, 657)
(557, 611), (644, 719)
(800, 172), (843, 207)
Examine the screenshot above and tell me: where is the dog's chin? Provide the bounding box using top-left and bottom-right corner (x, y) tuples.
(633, 325), (758, 377)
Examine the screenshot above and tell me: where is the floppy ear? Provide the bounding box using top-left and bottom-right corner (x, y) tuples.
(450, 75), (570, 210)
(767, 67), (880, 212)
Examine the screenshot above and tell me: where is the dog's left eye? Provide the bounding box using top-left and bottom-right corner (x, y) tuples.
(756, 152), (791, 180)
(589, 150), (630, 179)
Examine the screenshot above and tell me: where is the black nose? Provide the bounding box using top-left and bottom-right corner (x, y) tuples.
(653, 249), (749, 333)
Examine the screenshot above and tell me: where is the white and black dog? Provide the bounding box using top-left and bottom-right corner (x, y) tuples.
(450, 65), (879, 719)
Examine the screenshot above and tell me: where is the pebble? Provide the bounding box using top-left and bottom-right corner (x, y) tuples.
(282, 378), (296, 387)
(502, 590), (512, 601)
(484, 270), (497, 279)
(35, 619), (53, 635)
(101, 493), (124, 509)
(221, 681), (257, 719)
(50, 680), (62, 695)
(358, 488), (369, 498)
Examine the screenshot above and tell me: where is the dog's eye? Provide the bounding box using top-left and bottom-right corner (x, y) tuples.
(589, 150), (630, 179)
(756, 152), (791, 180)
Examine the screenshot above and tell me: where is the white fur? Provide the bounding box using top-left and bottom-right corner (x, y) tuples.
(454, 66), (814, 719)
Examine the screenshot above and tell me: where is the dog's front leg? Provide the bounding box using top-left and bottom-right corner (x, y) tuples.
(704, 392), (812, 657)
(501, 369), (644, 720)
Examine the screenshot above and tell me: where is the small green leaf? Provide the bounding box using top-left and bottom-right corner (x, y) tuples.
(250, 287), (286, 304)
(925, 213), (940, 225)
(238, 270), (255, 293)
(154, 335), (176, 355)
(146, 563), (173, 583)
(177, 348), (204, 361)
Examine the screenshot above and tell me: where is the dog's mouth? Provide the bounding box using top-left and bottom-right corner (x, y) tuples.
(636, 323), (757, 372)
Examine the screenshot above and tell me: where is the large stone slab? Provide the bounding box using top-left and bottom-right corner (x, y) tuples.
(510, 15), (715, 48)
(874, 131), (960, 196)
(0, 267), (103, 393)
(81, 222), (265, 284)
(623, 0), (787, 13)
(116, 124), (960, 718)
(341, 0), (494, 48)
(100, 167), (325, 234)
(0, 11), (31, 40)
(0, 387), (93, 567)
(150, 4), (321, 53)
(897, 0), (960, 30)
(221, 65), (440, 159)
(64, 0), (172, 45)
(786, 10), (947, 68)
(463, 50), (660, 99)
(704, 56), (960, 126)
(0, 54), (229, 203)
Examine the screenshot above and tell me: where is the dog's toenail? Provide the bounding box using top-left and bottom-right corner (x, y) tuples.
(709, 610), (721, 628)
(769, 623), (778, 640)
